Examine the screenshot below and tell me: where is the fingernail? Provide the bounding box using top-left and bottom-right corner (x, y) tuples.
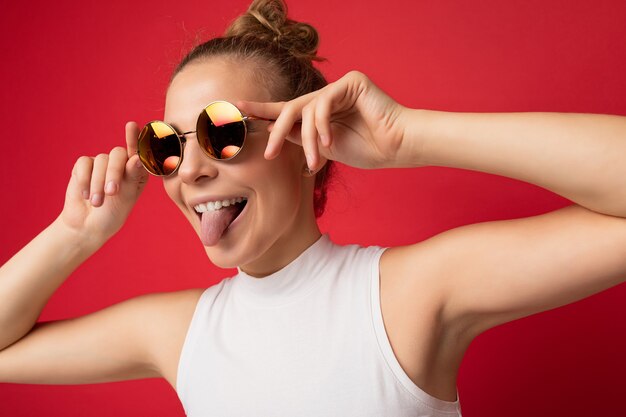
(105, 181), (116, 194)
(305, 152), (313, 169)
(320, 134), (328, 147)
(82, 190), (89, 199)
(90, 193), (102, 206)
(136, 158), (143, 168)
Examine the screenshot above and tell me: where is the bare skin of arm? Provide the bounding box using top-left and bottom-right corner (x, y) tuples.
(0, 285), (203, 389)
(3, 69), (624, 399)
(240, 71), (626, 401)
(382, 83), (626, 399)
(0, 122), (195, 387)
(380, 203), (626, 400)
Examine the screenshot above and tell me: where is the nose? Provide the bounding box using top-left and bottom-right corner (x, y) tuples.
(176, 132), (219, 183)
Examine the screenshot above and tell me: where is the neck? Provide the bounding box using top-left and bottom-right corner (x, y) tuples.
(239, 194), (322, 278)
(240, 224), (322, 278)
(239, 171), (323, 278)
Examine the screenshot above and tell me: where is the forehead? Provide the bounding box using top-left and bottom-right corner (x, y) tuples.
(164, 59), (272, 128)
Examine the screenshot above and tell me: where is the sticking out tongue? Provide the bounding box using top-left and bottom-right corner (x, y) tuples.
(200, 205), (241, 246)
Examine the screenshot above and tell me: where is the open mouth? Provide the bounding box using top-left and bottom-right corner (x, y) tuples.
(193, 197), (249, 246)
(194, 197), (248, 222)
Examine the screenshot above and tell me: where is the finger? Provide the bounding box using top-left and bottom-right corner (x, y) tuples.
(72, 156), (94, 201)
(266, 101), (306, 159)
(238, 88), (319, 120)
(311, 71), (366, 122)
(126, 152), (149, 185)
(89, 153), (109, 207)
(120, 153), (149, 200)
(104, 147), (128, 196)
(125, 121), (140, 158)
(267, 123), (302, 146)
(265, 105), (297, 159)
(285, 125), (303, 147)
(267, 121), (303, 146)
(301, 103), (320, 170)
(314, 97), (333, 148)
(264, 128), (287, 160)
(237, 100), (285, 121)
(241, 92), (318, 159)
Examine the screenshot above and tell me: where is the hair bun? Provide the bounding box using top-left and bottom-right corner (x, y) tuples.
(225, 0), (323, 62)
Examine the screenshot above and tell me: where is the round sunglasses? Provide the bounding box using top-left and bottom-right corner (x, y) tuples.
(137, 100), (274, 176)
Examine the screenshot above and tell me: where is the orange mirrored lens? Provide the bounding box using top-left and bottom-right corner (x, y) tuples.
(206, 101), (243, 126)
(197, 101), (246, 160)
(137, 122), (182, 176)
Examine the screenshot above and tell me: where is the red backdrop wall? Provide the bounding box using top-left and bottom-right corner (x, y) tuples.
(1, 1), (625, 416)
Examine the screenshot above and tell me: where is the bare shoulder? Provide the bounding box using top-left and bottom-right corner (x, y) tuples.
(376, 204), (626, 400)
(140, 288), (207, 389)
(378, 242), (450, 333)
(378, 242), (464, 402)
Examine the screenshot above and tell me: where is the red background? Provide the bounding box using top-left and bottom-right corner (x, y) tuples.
(1, 0), (626, 416)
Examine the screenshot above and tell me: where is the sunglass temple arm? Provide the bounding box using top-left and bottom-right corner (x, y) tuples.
(244, 116), (302, 123)
(244, 116), (275, 122)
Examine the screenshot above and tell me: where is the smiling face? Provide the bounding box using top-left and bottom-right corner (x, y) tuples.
(162, 58), (321, 276)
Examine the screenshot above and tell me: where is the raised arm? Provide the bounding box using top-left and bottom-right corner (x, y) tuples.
(240, 70), (626, 219)
(393, 104), (626, 341)
(238, 70), (626, 345)
(403, 109), (626, 218)
(0, 121), (160, 384)
(0, 122), (148, 350)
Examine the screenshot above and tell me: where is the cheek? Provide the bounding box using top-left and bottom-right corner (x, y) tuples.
(239, 132), (303, 182)
(254, 153), (304, 213)
(162, 179), (185, 210)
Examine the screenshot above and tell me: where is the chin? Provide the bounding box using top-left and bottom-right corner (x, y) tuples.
(202, 248), (237, 269)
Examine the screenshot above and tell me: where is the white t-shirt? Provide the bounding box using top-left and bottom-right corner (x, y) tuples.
(176, 234), (462, 416)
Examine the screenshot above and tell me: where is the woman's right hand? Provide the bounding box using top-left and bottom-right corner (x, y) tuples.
(58, 121), (149, 247)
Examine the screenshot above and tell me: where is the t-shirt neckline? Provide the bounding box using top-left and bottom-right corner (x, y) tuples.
(233, 234), (332, 306)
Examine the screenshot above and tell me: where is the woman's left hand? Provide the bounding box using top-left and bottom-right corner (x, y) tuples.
(237, 70), (424, 171)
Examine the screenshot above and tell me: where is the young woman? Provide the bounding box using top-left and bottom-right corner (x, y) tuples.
(1, 0), (626, 416)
